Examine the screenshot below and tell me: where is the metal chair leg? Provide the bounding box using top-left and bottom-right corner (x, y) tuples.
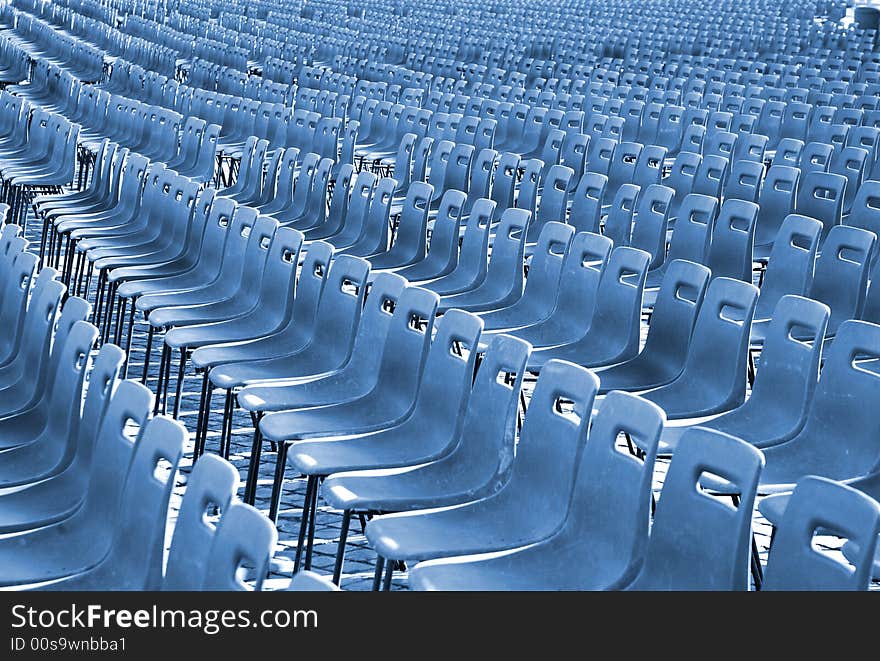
(332, 510), (352, 585)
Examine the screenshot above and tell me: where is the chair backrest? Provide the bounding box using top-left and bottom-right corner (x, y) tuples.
(633, 145), (666, 188)
(44, 320), (98, 446)
(566, 391), (665, 587)
(797, 320), (880, 469)
(202, 502), (277, 591)
(453, 334), (530, 488)
(724, 159), (763, 204)
(664, 150), (701, 217)
(810, 225), (875, 332)
(754, 165), (799, 247)
(569, 171), (607, 234)
(764, 476), (880, 591)
(796, 170), (847, 244)
(552, 230), (613, 322)
(0, 250), (38, 357)
(607, 140), (642, 192)
(692, 153), (729, 199)
(831, 145), (869, 211)
(77, 380), (153, 544)
(770, 138), (805, 170)
(531, 164), (573, 241)
(847, 180), (880, 236)
(490, 152), (520, 218)
(515, 159), (542, 217)
(641, 259), (711, 360)
(106, 415), (185, 589)
(631, 428), (764, 590)
(800, 141), (834, 174)
(706, 199), (759, 281)
(666, 194), (718, 265)
(164, 453), (240, 590)
(603, 183), (639, 247)
(755, 214), (822, 320)
(750, 294), (829, 417)
(498, 359), (598, 527)
(674, 276), (759, 400)
(630, 184), (674, 269)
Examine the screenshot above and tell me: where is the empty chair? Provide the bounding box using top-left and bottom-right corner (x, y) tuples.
(763, 476), (880, 591)
(723, 160), (763, 204)
(663, 151), (701, 218)
(630, 184), (674, 269)
(526, 246), (650, 370)
(627, 428), (764, 590)
(795, 170), (847, 244)
(847, 180), (880, 236)
(753, 215), (822, 323)
(439, 208), (530, 313)
(706, 199), (759, 282)
(568, 171), (606, 234)
(602, 184), (639, 247)
(365, 360), (599, 573)
(754, 166), (800, 260)
(659, 295), (829, 453)
(596, 260), (711, 393)
(201, 502), (277, 591)
(771, 138), (805, 169)
(691, 154), (729, 200)
(478, 222), (573, 332)
(830, 145), (868, 214)
(163, 453), (239, 590)
(641, 277), (758, 419)
(800, 141), (834, 174)
(740, 320), (880, 493)
(410, 391), (665, 590)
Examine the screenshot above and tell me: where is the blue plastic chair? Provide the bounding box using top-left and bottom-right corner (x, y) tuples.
(659, 295), (829, 454)
(763, 476), (880, 591)
(409, 391), (665, 590)
(627, 428), (764, 590)
(366, 359), (598, 572)
(641, 277), (758, 419)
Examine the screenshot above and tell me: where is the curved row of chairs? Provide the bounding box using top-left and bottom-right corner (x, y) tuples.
(1, 0), (880, 591)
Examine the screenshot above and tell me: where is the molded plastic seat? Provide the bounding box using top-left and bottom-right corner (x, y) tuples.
(410, 391), (665, 591)
(201, 502), (277, 591)
(795, 170), (847, 245)
(208, 256), (375, 392)
(322, 334), (529, 516)
(723, 159), (763, 204)
(658, 295), (829, 454)
(0, 342), (124, 534)
(705, 199), (759, 282)
(753, 215), (822, 324)
(366, 360), (598, 564)
(630, 184), (674, 269)
(478, 222), (573, 332)
(641, 277), (758, 419)
(492, 231), (611, 348)
(0, 380), (153, 586)
(645, 194), (717, 297)
(763, 476), (880, 591)
(627, 428), (764, 591)
(417, 199), (494, 296)
(527, 246), (650, 370)
(741, 320), (880, 494)
(596, 260), (711, 393)
(40, 415), (186, 590)
(753, 166), (800, 260)
(439, 208), (530, 313)
(162, 453), (240, 590)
